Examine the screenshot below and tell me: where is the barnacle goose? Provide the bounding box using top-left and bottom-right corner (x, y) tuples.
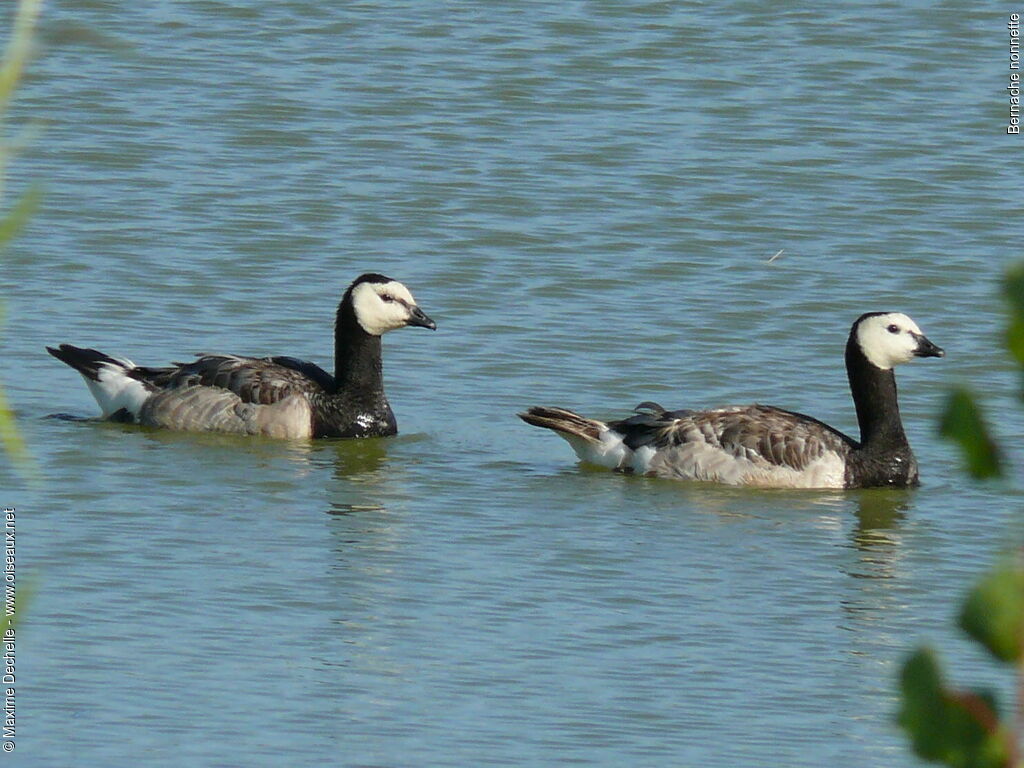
(519, 312), (944, 489)
(47, 273), (436, 439)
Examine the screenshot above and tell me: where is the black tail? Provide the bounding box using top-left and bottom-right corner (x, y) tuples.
(517, 406), (605, 443)
(46, 344), (127, 381)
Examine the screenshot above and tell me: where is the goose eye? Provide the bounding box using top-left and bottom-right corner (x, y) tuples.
(887, 324), (900, 334)
(380, 294), (395, 303)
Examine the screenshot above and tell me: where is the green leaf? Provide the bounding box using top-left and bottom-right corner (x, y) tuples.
(0, 0), (42, 121)
(897, 647), (1011, 768)
(899, 648), (949, 756)
(0, 576), (33, 636)
(1003, 263), (1024, 322)
(938, 388), (1002, 480)
(0, 182), (40, 246)
(1006, 317), (1024, 369)
(1003, 265), (1024, 368)
(959, 560), (1024, 664)
(0, 386), (29, 472)
(0, 303), (34, 479)
(0, 0), (42, 480)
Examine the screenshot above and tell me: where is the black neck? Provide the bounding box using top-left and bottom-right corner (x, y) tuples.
(334, 301), (384, 399)
(845, 336), (908, 450)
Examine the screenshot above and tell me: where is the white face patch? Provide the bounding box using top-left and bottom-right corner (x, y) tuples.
(856, 312), (926, 370)
(350, 280), (420, 336)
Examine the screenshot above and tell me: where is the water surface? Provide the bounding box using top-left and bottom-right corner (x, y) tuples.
(4, 3), (1022, 766)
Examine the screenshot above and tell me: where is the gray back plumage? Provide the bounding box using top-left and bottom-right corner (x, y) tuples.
(613, 404), (856, 486)
(146, 354), (330, 402)
(133, 354), (326, 438)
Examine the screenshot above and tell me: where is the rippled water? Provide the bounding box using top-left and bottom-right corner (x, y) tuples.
(4, 2), (1022, 766)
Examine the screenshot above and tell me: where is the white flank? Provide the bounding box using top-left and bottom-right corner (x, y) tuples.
(82, 360), (150, 419)
(647, 441), (847, 488)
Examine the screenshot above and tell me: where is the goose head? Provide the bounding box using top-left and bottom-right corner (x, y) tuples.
(346, 273), (437, 336)
(853, 312), (944, 370)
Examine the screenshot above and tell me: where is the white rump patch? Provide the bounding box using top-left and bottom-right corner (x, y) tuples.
(351, 280), (421, 336)
(562, 428), (628, 469)
(630, 445), (657, 474)
(82, 360), (150, 419)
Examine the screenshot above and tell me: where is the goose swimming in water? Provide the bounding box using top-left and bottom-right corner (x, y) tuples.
(519, 312), (944, 489)
(47, 273), (436, 439)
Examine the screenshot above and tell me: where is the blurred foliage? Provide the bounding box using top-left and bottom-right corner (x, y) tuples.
(0, 0), (42, 475)
(939, 387), (1002, 480)
(937, 260), (1024, 481)
(1003, 264), (1024, 370)
(959, 561), (1024, 665)
(898, 266), (1024, 767)
(899, 648), (1010, 768)
(0, 578), (32, 636)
